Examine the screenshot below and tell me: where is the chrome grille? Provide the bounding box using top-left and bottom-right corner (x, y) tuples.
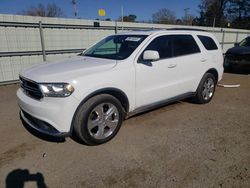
(20, 77), (43, 100)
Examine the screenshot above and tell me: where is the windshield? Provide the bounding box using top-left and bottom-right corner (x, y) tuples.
(83, 35), (147, 60)
(239, 37), (250, 47)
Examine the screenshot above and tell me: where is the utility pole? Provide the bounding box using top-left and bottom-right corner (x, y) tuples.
(184, 8), (190, 25)
(72, 0), (78, 17)
(212, 17), (216, 31)
(121, 5), (124, 30)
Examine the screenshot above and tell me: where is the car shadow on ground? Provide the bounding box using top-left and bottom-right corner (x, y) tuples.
(70, 131), (89, 145)
(128, 101), (183, 119)
(20, 118), (66, 143)
(6, 169), (48, 188)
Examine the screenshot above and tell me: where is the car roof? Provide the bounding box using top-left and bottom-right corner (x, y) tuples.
(117, 28), (211, 36)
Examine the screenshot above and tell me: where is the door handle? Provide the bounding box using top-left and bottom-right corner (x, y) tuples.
(201, 59), (207, 62)
(168, 64), (177, 68)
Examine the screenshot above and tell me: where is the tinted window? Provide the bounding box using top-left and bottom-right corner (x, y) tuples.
(144, 35), (172, 59)
(140, 34), (200, 62)
(172, 35), (200, 56)
(239, 37), (250, 47)
(198, 35), (218, 50)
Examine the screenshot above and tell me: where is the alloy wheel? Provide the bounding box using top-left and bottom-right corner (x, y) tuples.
(87, 103), (119, 140)
(202, 78), (215, 100)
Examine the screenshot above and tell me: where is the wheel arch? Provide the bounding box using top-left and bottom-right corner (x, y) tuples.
(77, 87), (130, 113)
(205, 68), (219, 83)
(195, 68), (219, 94)
(70, 87), (130, 135)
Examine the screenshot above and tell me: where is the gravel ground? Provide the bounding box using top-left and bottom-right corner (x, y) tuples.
(0, 73), (249, 188)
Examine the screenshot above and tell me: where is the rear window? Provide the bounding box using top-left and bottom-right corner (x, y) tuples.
(198, 35), (218, 50)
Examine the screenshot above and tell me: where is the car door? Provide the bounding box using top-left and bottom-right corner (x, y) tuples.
(135, 35), (178, 107)
(169, 34), (203, 93)
(135, 34), (202, 108)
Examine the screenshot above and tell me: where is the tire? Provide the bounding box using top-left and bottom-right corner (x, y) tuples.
(73, 94), (124, 145)
(193, 73), (216, 104)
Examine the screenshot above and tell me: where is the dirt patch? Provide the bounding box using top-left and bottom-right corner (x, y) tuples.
(80, 167), (149, 188)
(0, 73), (249, 187)
(0, 142), (39, 167)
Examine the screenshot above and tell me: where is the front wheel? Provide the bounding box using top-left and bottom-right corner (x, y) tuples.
(73, 94), (124, 145)
(193, 73), (216, 104)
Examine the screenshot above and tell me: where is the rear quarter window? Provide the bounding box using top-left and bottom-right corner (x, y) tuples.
(198, 35), (218, 50)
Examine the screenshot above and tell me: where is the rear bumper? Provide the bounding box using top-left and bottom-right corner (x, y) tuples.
(20, 110), (69, 137)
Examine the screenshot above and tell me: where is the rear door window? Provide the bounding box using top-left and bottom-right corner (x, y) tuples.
(198, 35), (218, 50)
(172, 35), (201, 57)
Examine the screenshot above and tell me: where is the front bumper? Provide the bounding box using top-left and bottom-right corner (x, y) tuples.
(20, 110), (68, 137)
(17, 88), (80, 135)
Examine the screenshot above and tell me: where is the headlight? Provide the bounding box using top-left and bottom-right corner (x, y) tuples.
(39, 83), (74, 97)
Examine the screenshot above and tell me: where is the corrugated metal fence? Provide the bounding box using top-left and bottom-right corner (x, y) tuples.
(0, 14), (249, 84)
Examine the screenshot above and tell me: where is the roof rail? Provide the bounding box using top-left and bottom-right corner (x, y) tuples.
(167, 28), (207, 32)
(131, 28), (165, 32)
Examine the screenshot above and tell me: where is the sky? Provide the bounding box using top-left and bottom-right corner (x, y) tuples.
(0, 0), (201, 21)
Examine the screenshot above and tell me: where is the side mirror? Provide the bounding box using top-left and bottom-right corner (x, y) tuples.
(234, 42), (239, 47)
(143, 50), (160, 61)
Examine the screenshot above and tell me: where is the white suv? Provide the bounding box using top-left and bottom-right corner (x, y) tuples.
(17, 29), (223, 145)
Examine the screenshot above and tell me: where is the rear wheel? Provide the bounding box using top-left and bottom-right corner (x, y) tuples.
(193, 73), (216, 104)
(73, 94), (124, 145)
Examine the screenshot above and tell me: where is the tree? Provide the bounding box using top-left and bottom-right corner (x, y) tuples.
(226, 0), (250, 29)
(198, 0), (229, 26)
(182, 14), (196, 25)
(21, 3), (64, 17)
(152, 8), (176, 24)
(119, 14), (137, 22)
(227, 0), (250, 19)
(197, 10), (206, 26)
(197, 0), (250, 29)
(175, 19), (183, 25)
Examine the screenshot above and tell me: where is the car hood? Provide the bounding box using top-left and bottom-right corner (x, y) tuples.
(226, 46), (250, 55)
(21, 56), (117, 82)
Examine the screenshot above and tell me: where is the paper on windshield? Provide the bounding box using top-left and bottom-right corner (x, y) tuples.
(125, 37), (142, 42)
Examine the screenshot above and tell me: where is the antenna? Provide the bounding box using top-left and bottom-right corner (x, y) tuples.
(72, 0), (78, 17)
